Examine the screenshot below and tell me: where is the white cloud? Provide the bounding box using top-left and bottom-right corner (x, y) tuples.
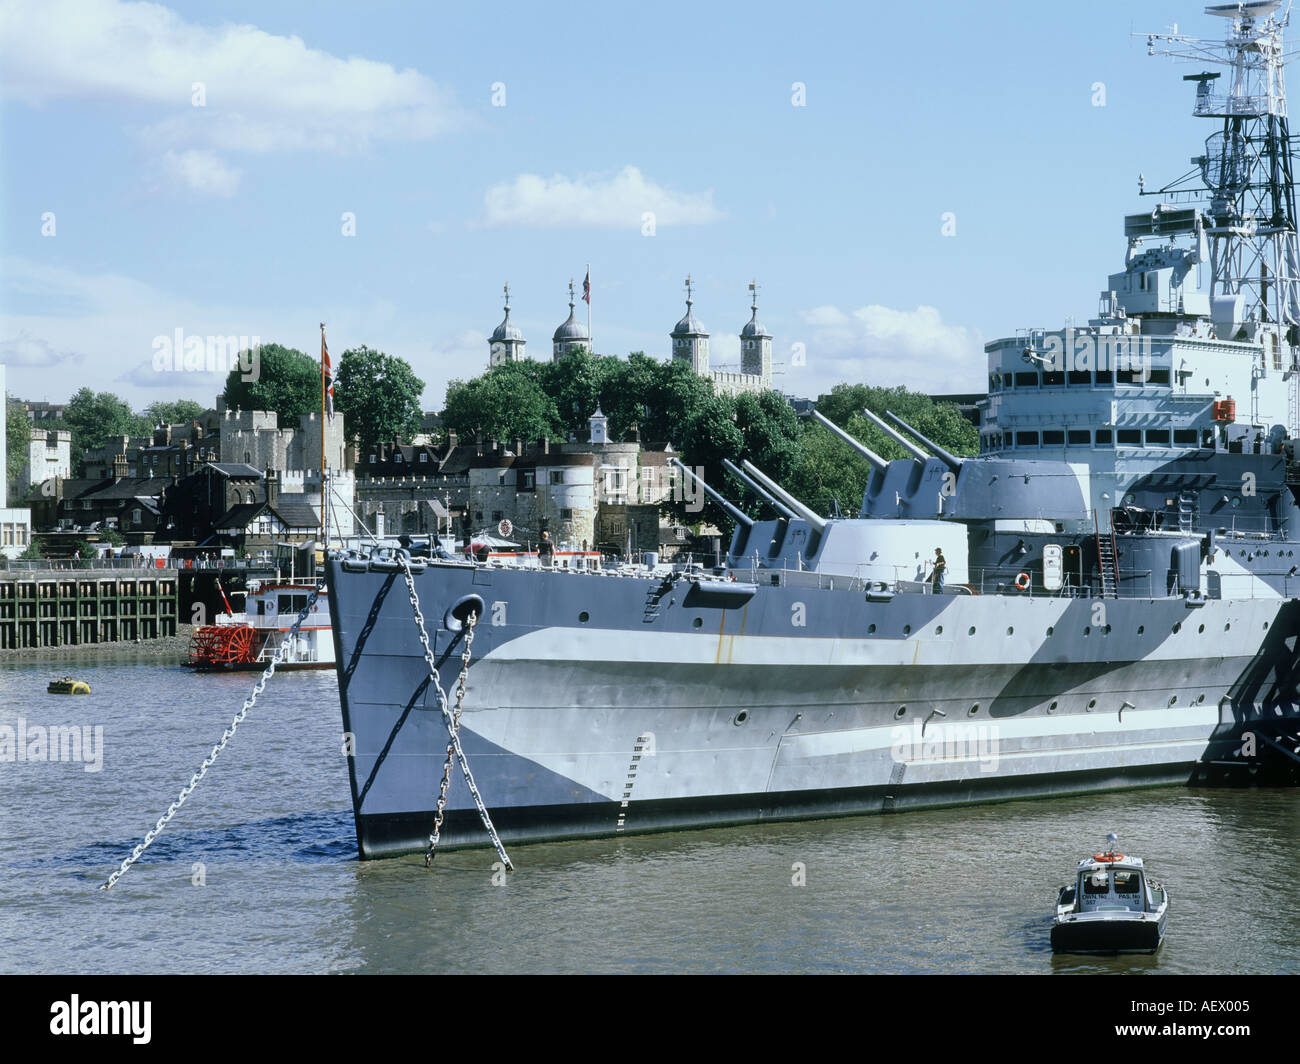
(790, 304), (984, 396)
(163, 149), (242, 196)
(0, 332), (84, 368)
(483, 166), (723, 229)
(0, 0), (461, 164)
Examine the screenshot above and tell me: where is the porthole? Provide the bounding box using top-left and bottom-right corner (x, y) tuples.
(1173, 622), (1182, 633)
(935, 625), (943, 635)
(868, 623), (877, 634)
(903, 624), (912, 636)
(1007, 626), (1014, 636)
(1198, 624), (1204, 634)
(1104, 624), (1112, 634)
(1084, 626), (1091, 636)
(968, 626), (976, 636)
(1263, 621), (1270, 630)
(968, 703), (980, 716)
(1224, 622), (1231, 631)
(1197, 693), (1206, 704)
(1048, 700), (1058, 713)
(578, 611), (590, 623)
(1137, 625), (1144, 635)
(734, 711), (749, 726)
(692, 617), (703, 629)
(895, 705), (907, 719)
(1087, 699), (1097, 710)
(1046, 626), (1054, 637)
(1168, 695), (1178, 706)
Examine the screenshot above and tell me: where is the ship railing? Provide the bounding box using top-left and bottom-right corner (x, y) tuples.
(1193, 93), (1272, 117)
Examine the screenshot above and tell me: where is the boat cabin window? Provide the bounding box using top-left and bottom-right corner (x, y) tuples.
(1078, 868), (1145, 912)
(1068, 430), (1091, 445)
(1014, 372), (1038, 388)
(279, 594), (308, 615)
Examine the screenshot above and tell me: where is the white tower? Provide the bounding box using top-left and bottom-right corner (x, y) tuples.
(740, 280), (772, 386)
(670, 275), (710, 375)
(589, 405), (609, 444)
(489, 283), (526, 367)
(552, 279), (590, 360)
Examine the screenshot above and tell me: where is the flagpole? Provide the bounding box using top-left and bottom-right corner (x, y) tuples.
(586, 263), (591, 354)
(319, 322), (327, 538)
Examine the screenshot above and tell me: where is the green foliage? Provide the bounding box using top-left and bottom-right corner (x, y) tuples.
(63, 389), (151, 477)
(101, 526), (127, 546)
(335, 346), (426, 456)
(6, 396), (29, 490)
(19, 539), (44, 560)
(144, 399), (206, 426)
(221, 343), (320, 421)
(815, 384), (978, 459)
(442, 362), (562, 444)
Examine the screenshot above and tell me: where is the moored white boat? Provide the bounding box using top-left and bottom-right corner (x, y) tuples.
(1051, 834), (1168, 954)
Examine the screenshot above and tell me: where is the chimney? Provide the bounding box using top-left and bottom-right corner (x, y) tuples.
(542, 435), (550, 455)
(514, 437), (522, 457)
(264, 466), (280, 507)
(447, 430), (458, 450)
(475, 428), (483, 456)
(112, 453), (128, 480)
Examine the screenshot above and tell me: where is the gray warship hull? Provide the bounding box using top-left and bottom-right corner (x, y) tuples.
(328, 556), (1298, 858)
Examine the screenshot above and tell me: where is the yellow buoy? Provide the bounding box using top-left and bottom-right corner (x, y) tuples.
(47, 677), (91, 695)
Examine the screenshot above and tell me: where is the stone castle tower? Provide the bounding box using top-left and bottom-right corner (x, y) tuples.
(670, 275), (709, 375)
(488, 283), (526, 366)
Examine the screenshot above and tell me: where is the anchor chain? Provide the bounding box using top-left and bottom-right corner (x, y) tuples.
(426, 611), (475, 865)
(101, 583), (324, 890)
(398, 556), (513, 872)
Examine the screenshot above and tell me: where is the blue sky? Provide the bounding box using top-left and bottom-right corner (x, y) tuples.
(1, 0), (1208, 413)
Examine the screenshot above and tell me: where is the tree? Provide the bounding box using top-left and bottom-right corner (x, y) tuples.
(221, 343), (320, 422)
(335, 346), (426, 456)
(144, 399), (206, 427)
(63, 389), (151, 476)
(442, 361), (561, 444)
(6, 396), (29, 491)
(815, 383), (978, 458)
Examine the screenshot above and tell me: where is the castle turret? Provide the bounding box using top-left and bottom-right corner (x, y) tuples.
(552, 280), (590, 360)
(740, 281), (772, 386)
(670, 275), (709, 375)
(489, 283), (526, 367)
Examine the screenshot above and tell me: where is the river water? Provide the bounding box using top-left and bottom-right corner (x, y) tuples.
(1, 657), (1296, 975)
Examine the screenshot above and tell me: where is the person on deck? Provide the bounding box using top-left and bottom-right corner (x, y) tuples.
(931, 548), (947, 594)
(539, 530), (554, 568)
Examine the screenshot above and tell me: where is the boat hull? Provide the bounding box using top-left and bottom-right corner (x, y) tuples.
(328, 558), (1300, 859)
(1051, 912), (1167, 954)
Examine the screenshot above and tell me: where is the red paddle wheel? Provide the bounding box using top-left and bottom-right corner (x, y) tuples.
(187, 624), (257, 668)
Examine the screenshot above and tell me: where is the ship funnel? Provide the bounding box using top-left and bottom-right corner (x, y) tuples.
(884, 411), (963, 474)
(740, 460), (827, 534)
(860, 408), (930, 462)
(723, 459), (797, 520)
(670, 459), (753, 528)
(809, 410), (887, 471)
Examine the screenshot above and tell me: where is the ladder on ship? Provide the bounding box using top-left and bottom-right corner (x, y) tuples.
(1177, 489), (1197, 533)
(1095, 509), (1119, 599)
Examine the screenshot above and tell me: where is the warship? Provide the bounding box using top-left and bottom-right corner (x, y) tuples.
(327, 2), (1300, 859)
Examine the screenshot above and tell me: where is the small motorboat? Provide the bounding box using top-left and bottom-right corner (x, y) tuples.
(47, 677), (91, 695)
(1051, 833), (1168, 954)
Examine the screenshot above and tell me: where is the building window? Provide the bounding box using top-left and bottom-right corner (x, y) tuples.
(419, 452), (428, 462)
(132, 508), (142, 525)
(369, 455), (376, 464)
(560, 508), (573, 520)
(550, 471), (564, 485)
(522, 471), (536, 490)
(492, 511), (503, 523)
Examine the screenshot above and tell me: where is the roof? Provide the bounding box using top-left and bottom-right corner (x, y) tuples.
(208, 462), (264, 478)
(79, 477), (165, 502)
(213, 502), (265, 531)
(671, 300), (708, 338)
(272, 501), (320, 529)
(553, 304), (589, 343)
(741, 306), (771, 339)
(490, 306), (525, 343)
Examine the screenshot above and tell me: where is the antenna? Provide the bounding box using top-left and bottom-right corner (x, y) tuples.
(1143, 4), (1300, 376)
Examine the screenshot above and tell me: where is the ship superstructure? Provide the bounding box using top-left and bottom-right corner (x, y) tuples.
(326, 4), (1300, 860)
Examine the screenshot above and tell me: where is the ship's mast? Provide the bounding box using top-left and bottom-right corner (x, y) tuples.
(1144, 2), (1300, 432)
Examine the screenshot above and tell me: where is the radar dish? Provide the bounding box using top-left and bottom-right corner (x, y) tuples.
(1201, 130), (1249, 194)
(1205, 1), (1281, 18)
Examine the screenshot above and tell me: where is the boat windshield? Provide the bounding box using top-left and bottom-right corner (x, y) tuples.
(1078, 868), (1145, 912)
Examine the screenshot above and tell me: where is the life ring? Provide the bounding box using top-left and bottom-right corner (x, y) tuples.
(1015, 572), (1031, 591)
(1092, 851), (1125, 863)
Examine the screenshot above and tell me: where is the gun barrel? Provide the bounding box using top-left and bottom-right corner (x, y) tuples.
(884, 411), (962, 473)
(861, 408), (929, 462)
(723, 459), (797, 520)
(740, 460), (827, 534)
(810, 410), (887, 470)
(670, 459), (753, 528)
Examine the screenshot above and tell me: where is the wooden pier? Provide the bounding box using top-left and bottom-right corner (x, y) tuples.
(0, 570), (179, 649)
